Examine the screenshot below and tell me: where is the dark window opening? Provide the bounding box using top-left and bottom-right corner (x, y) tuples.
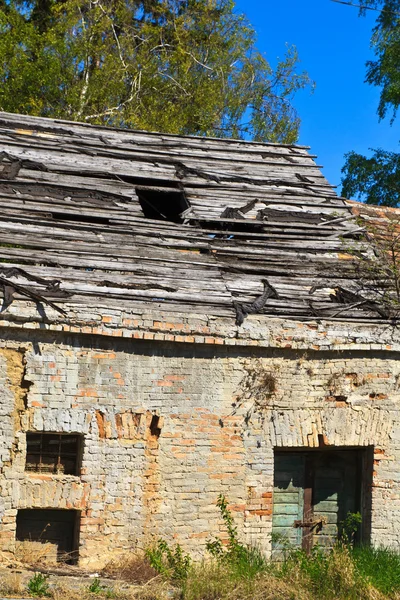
(136, 188), (190, 223)
(25, 433), (82, 476)
(150, 414), (162, 438)
(16, 509), (80, 564)
(51, 212), (110, 225)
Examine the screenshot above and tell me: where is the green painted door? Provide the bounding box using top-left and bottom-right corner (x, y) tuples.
(272, 453), (305, 556)
(272, 450), (361, 555)
(312, 452), (359, 548)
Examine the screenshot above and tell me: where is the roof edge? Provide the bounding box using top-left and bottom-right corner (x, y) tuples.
(0, 111), (312, 150)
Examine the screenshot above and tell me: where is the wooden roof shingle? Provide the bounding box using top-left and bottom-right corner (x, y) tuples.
(0, 112), (383, 324)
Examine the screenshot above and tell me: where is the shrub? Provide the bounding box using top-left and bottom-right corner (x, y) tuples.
(206, 494), (267, 579)
(27, 572), (51, 598)
(339, 511), (362, 544)
(146, 539), (191, 582)
(88, 578), (105, 594)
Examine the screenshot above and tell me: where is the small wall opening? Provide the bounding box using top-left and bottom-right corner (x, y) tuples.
(16, 509), (80, 564)
(25, 433), (83, 476)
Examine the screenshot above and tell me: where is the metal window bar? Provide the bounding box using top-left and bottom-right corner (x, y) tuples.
(25, 434), (80, 475)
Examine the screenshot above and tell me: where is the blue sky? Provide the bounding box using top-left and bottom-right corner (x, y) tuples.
(234, 0), (399, 194)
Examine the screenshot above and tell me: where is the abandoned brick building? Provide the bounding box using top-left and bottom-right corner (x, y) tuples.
(0, 111), (398, 567)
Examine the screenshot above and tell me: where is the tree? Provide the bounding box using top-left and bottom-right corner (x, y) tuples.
(342, 149), (400, 206)
(0, 0), (312, 143)
(341, 0), (400, 206)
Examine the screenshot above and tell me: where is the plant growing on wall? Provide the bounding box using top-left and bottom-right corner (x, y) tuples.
(146, 538), (191, 582)
(219, 359), (279, 428)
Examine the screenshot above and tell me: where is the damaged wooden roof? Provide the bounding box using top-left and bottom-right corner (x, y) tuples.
(0, 111), (384, 323)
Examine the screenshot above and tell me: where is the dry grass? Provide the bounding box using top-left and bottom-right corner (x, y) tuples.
(182, 547), (400, 600)
(15, 540), (58, 567)
(102, 552), (159, 585)
(51, 580), (84, 600)
(0, 570), (25, 597)
(50, 569), (172, 600)
(183, 560), (316, 600)
(183, 561), (323, 600)
(1, 543), (400, 600)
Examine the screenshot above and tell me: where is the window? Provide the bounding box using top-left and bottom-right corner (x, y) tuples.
(16, 509), (80, 564)
(25, 433), (82, 476)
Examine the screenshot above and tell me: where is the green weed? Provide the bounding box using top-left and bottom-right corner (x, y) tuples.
(140, 498), (400, 600)
(340, 511), (362, 544)
(27, 572), (51, 597)
(146, 538), (191, 582)
(88, 577), (105, 594)
(206, 493), (267, 579)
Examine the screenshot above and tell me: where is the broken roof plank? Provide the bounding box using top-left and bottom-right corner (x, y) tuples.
(0, 111), (384, 323)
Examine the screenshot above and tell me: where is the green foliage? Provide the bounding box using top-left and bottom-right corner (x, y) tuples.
(342, 149), (400, 206)
(87, 577), (106, 594)
(341, 1), (400, 205)
(145, 538), (191, 582)
(352, 545), (400, 595)
(27, 572), (51, 597)
(139, 498), (400, 599)
(358, 0), (400, 123)
(339, 511), (362, 544)
(0, 0), (312, 143)
(206, 493), (267, 579)
(272, 544), (374, 600)
(183, 543), (400, 600)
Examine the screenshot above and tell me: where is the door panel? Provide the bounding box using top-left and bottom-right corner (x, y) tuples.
(272, 454), (305, 553)
(312, 452), (358, 548)
(273, 450), (362, 553)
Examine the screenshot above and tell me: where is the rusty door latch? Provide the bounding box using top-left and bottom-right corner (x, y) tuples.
(293, 517), (326, 531)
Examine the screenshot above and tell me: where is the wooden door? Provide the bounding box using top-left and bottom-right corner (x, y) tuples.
(312, 452), (359, 548)
(272, 453), (305, 551)
(272, 450), (361, 556)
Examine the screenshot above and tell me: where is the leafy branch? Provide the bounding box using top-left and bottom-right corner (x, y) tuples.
(344, 213), (400, 319)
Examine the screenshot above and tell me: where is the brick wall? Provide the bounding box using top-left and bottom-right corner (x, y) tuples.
(0, 330), (398, 566)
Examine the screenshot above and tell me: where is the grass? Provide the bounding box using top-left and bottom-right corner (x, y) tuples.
(181, 545), (400, 600)
(0, 571), (24, 597)
(2, 494), (400, 600)
(353, 546), (400, 596)
(1, 544), (400, 599)
(102, 552), (159, 584)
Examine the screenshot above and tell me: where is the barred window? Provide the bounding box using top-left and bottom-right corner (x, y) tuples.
(25, 433), (82, 476)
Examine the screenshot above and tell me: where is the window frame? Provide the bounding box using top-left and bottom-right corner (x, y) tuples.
(25, 432), (83, 476)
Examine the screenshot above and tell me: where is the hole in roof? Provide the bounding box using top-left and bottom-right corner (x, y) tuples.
(51, 212), (110, 225)
(136, 188), (190, 223)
